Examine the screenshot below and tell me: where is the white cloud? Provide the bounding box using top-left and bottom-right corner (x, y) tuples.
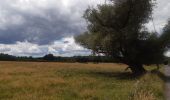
(0, 37), (91, 57)
(48, 37), (91, 57)
(147, 0), (170, 33)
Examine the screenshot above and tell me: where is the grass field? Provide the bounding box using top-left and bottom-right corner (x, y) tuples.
(0, 61), (164, 100)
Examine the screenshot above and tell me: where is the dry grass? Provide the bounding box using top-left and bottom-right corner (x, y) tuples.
(0, 61), (164, 100)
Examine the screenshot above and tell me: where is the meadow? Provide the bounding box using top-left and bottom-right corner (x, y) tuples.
(0, 61), (164, 100)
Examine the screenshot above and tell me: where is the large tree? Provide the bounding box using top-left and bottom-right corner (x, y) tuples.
(75, 0), (170, 75)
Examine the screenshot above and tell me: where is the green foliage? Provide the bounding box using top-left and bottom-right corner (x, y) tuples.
(43, 54), (55, 61)
(75, 0), (170, 73)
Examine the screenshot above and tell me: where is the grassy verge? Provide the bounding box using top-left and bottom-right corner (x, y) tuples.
(0, 61), (164, 100)
(130, 72), (164, 100)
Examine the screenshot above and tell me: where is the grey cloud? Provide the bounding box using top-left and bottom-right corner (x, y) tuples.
(151, 0), (170, 33)
(0, 0), (104, 44)
(0, 0), (168, 45)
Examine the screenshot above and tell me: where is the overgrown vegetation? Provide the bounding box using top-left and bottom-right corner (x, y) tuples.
(130, 73), (164, 100)
(0, 62), (164, 100)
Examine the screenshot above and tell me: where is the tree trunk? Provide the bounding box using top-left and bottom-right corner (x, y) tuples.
(129, 63), (146, 76)
(156, 64), (160, 70)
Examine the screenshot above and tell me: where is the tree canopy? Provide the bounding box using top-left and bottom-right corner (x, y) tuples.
(75, 0), (170, 75)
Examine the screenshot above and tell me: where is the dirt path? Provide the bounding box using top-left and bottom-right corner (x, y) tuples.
(165, 65), (170, 100)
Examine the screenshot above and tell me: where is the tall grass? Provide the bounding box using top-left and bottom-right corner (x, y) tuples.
(130, 71), (164, 100)
(0, 61), (164, 100)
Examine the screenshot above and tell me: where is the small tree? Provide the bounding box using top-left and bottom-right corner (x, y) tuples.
(43, 54), (55, 61)
(75, 0), (170, 75)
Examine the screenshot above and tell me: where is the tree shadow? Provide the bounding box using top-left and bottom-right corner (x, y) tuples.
(151, 70), (170, 82)
(87, 71), (140, 80)
(86, 68), (170, 81)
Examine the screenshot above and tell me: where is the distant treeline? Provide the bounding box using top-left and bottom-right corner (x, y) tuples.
(0, 53), (118, 63)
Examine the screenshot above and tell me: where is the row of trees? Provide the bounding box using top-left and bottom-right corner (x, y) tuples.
(43, 54), (117, 63)
(75, 0), (170, 75)
(0, 53), (35, 61)
(0, 53), (117, 63)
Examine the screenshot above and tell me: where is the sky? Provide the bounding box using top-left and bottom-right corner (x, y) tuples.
(0, 0), (169, 57)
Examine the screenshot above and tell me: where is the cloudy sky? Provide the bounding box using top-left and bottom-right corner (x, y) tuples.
(0, 0), (169, 57)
